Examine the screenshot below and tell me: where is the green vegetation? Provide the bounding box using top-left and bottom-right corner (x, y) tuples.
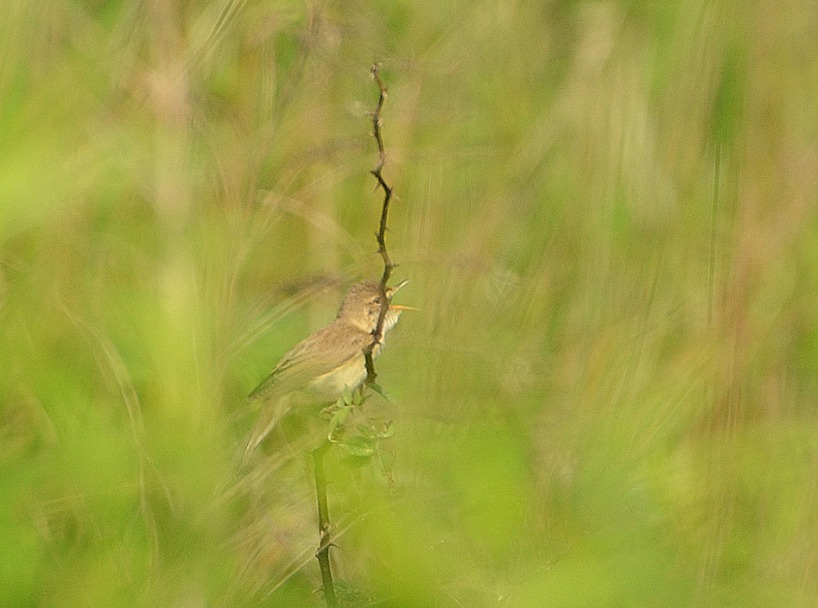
(2, 1), (818, 606)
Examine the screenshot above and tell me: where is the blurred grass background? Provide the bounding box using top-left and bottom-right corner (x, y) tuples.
(2, 0), (818, 606)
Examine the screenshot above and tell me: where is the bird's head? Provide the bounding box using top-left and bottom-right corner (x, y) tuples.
(337, 279), (411, 334)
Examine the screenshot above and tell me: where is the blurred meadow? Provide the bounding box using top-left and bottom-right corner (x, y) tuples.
(3, 0), (818, 606)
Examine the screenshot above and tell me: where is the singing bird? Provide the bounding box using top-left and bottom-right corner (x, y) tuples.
(243, 280), (409, 455)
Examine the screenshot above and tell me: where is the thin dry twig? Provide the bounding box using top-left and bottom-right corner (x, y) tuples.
(311, 64), (396, 608)
(364, 63), (396, 386)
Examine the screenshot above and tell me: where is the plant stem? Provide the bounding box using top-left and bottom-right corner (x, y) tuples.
(364, 63), (395, 386)
(312, 441), (338, 608)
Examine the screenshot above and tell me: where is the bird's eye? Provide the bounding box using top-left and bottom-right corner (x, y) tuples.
(373, 296), (381, 304)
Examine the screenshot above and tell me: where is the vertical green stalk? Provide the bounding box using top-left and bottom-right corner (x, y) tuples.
(312, 441), (338, 608)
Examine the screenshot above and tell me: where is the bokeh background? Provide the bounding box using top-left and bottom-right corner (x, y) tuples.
(3, 1), (818, 606)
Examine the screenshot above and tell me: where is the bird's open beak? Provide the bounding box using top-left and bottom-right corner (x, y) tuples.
(387, 280), (416, 311)
(388, 279), (409, 295)
(389, 304), (416, 312)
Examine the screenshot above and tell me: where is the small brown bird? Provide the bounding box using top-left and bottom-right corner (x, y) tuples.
(244, 280), (409, 454)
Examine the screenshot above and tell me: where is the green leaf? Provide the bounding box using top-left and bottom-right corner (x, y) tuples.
(367, 382), (394, 403)
(328, 406), (351, 436)
(340, 387), (356, 405)
(337, 435), (376, 458)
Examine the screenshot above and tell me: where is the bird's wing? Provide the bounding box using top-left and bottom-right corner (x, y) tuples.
(247, 323), (371, 401)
